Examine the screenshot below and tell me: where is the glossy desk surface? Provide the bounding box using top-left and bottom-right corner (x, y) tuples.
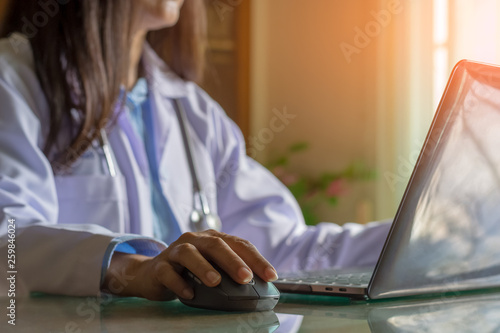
(3, 289), (500, 332)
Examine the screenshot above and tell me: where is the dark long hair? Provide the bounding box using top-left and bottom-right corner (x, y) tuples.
(0, 0), (206, 171)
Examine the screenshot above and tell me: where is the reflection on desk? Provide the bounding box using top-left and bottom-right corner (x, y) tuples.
(2, 290), (500, 332)
(277, 290), (500, 332)
(368, 292), (500, 332)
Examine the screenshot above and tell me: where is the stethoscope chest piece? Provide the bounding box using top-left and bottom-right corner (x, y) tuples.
(190, 209), (222, 232)
(189, 191), (222, 232)
(203, 213), (222, 232)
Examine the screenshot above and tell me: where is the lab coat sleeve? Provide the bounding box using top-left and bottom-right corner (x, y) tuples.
(198, 91), (392, 273)
(0, 49), (165, 297)
(100, 236), (167, 290)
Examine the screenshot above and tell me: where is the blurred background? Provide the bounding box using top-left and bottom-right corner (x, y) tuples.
(1, 0), (499, 225)
(202, 0), (500, 225)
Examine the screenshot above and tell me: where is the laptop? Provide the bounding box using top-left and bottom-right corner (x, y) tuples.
(273, 60), (500, 300)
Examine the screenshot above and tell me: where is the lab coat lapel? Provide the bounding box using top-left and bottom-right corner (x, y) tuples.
(142, 42), (189, 168)
(149, 90), (194, 233)
(108, 116), (155, 237)
(141, 43), (217, 233)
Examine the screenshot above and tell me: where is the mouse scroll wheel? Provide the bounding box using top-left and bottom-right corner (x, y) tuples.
(246, 278), (255, 285)
(187, 271), (202, 285)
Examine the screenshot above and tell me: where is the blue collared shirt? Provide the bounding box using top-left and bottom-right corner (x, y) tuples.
(125, 77), (178, 243)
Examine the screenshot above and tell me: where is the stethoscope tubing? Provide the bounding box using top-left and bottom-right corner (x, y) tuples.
(98, 95), (220, 232)
(99, 128), (117, 177)
(174, 99), (203, 194)
(174, 99), (221, 231)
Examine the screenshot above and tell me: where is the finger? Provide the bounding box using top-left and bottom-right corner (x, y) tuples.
(204, 241), (255, 284)
(166, 242), (222, 287)
(186, 231), (255, 284)
(170, 231), (276, 284)
(220, 233), (279, 282)
(154, 261), (195, 300)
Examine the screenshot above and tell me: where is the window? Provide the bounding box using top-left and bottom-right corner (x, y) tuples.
(375, 0), (500, 219)
(433, 0), (449, 109)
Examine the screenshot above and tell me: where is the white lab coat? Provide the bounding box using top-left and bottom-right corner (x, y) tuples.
(0, 34), (391, 297)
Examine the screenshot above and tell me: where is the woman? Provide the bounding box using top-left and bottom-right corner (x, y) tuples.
(0, 0), (390, 300)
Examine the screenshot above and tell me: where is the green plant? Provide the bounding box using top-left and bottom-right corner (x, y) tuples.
(266, 142), (376, 225)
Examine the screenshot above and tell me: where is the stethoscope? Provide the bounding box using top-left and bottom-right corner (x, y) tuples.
(98, 98), (222, 233)
(173, 99), (222, 232)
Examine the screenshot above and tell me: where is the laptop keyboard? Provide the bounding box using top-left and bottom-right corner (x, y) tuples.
(276, 270), (372, 286)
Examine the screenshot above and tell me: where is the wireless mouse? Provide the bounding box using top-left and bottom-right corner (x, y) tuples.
(178, 264), (280, 312)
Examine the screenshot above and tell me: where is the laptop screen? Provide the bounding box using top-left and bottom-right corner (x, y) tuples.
(369, 60), (500, 299)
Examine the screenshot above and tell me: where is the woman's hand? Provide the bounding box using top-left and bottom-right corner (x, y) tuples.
(102, 230), (279, 301)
